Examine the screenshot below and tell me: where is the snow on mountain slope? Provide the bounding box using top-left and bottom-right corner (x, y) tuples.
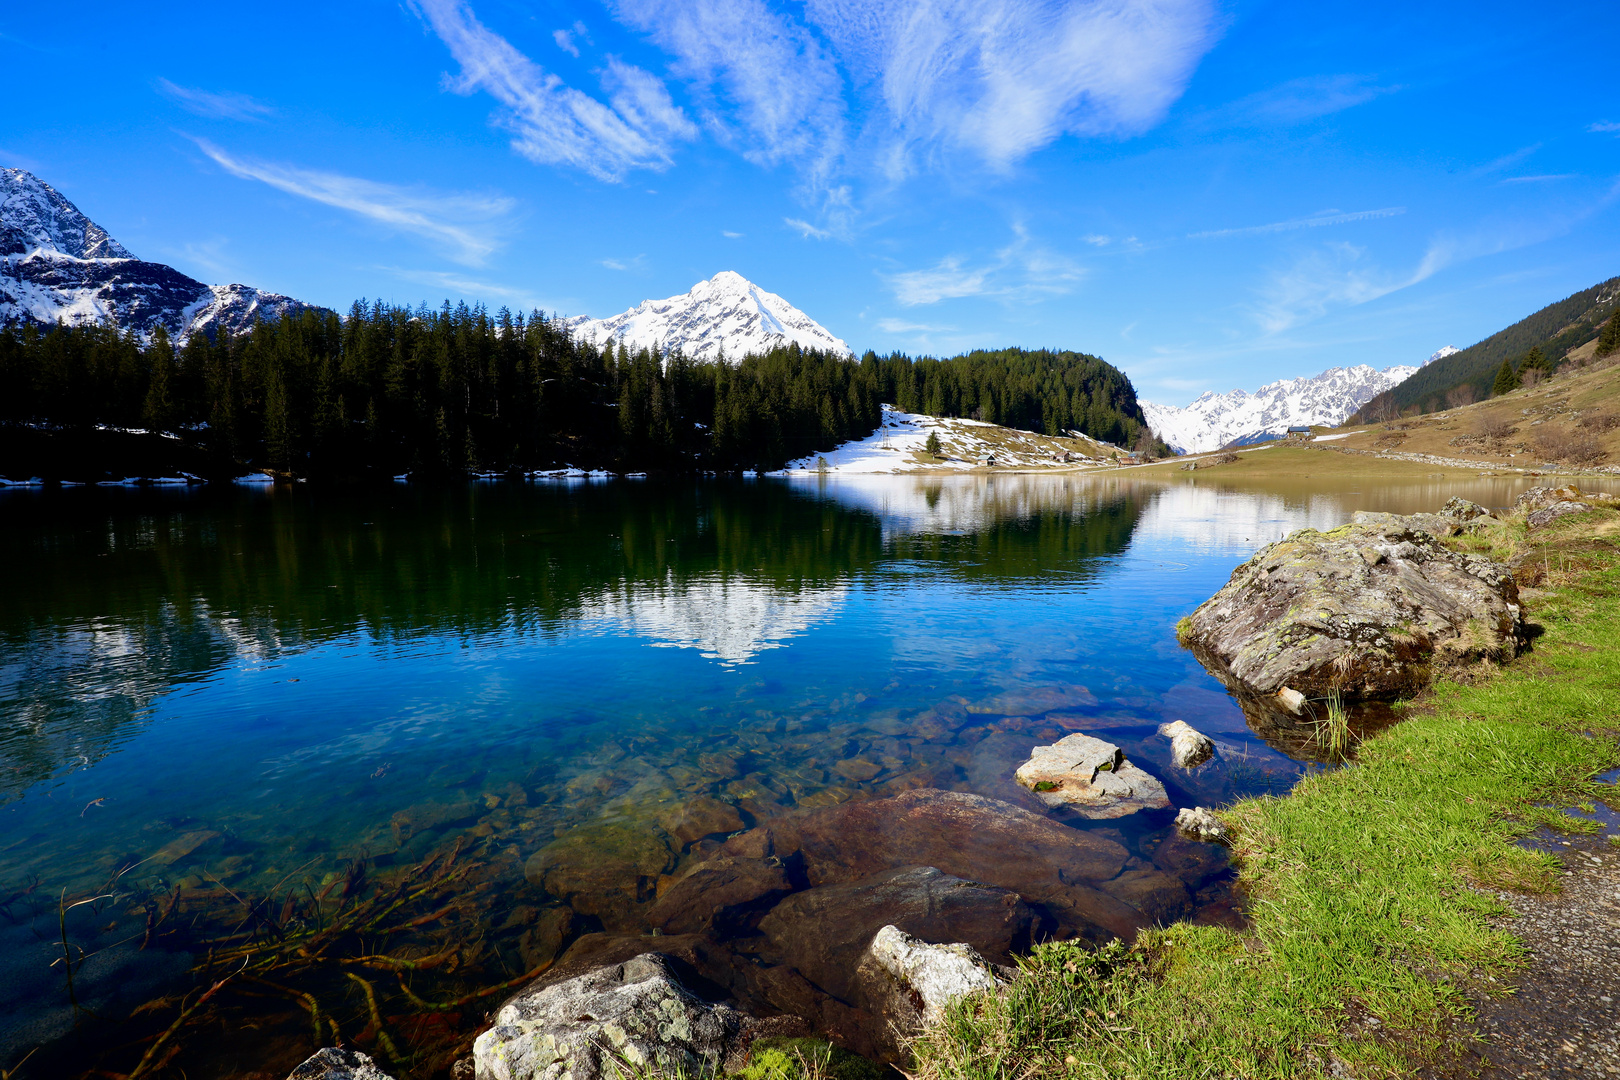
(562, 271), (850, 363)
(0, 167), (318, 341)
(1142, 364), (1418, 454)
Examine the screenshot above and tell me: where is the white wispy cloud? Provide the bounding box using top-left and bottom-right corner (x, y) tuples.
(383, 267), (558, 311)
(721, 230), (743, 238)
(1501, 174), (1577, 184)
(1472, 144), (1541, 176)
(410, 0), (696, 181)
(1189, 206), (1406, 239)
(1220, 74), (1399, 126)
(885, 226), (1082, 306)
(876, 318), (956, 333)
(552, 23), (586, 57)
(805, 0), (1218, 174)
(190, 137), (515, 265)
(415, 0), (1219, 206)
(609, 0), (848, 182)
(157, 78), (275, 121)
(600, 254), (647, 271)
(785, 218), (832, 240)
(1589, 121), (1620, 134)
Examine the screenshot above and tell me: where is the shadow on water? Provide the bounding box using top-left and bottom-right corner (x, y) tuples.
(0, 472), (1570, 1078)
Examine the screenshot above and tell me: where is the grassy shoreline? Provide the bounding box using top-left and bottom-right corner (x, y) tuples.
(910, 506), (1620, 1079)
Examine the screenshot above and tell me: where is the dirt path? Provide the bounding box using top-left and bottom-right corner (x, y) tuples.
(1433, 831), (1620, 1078)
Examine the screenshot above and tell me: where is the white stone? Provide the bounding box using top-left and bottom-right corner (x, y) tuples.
(1157, 720), (1215, 769)
(1013, 733), (1170, 818)
(857, 925), (1000, 1026)
(287, 1049), (396, 1080)
(1175, 806), (1230, 845)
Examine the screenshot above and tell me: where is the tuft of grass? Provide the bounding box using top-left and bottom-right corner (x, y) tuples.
(911, 511), (1620, 1080)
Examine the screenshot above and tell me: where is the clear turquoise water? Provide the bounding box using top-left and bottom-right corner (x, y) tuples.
(0, 472), (1596, 1077)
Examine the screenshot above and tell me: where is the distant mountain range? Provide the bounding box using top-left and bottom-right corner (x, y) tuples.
(0, 167), (318, 342)
(562, 270), (851, 363)
(1142, 362), (1425, 454)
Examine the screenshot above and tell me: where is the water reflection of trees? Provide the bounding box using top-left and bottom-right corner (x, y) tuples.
(0, 478), (1149, 798)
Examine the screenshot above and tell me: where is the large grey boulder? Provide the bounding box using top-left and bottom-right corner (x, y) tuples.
(287, 1049), (395, 1080)
(472, 953), (754, 1080)
(1013, 733), (1170, 818)
(1181, 515), (1522, 700)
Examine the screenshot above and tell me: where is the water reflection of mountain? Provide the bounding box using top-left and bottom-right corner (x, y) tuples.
(584, 575), (848, 665)
(0, 477), (1145, 795)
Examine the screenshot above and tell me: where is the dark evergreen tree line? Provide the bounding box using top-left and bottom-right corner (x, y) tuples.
(866, 346), (1155, 448)
(0, 306), (1158, 476)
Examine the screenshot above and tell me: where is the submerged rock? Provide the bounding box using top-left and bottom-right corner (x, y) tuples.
(1173, 806), (1230, 846)
(1181, 514), (1522, 701)
(757, 866), (1030, 1002)
(648, 856), (793, 935)
(1013, 733), (1170, 818)
(852, 924), (1001, 1055)
(1097, 869), (1191, 924)
(524, 823), (674, 930)
(473, 953), (754, 1080)
(1158, 721), (1214, 769)
(763, 788), (1140, 940)
(287, 1049), (395, 1080)
(658, 797), (745, 846)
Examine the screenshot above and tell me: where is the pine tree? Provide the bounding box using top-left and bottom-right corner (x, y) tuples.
(1598, 310), (1620, 358)
(142, 325), (177, 432)
(925, 430), (942, 458)
(1491, 359), (1521, 396)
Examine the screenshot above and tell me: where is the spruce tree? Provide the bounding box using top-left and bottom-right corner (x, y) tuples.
(1599, 310), (1620, 358)
(1491, 359), (1520, 396)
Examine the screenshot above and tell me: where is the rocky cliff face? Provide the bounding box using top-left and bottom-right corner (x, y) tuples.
(562, 270), (851, 364)
(0, 167), (319, 342)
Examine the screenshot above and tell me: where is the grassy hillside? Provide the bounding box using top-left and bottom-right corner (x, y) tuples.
(1351, 276), (1620, 420)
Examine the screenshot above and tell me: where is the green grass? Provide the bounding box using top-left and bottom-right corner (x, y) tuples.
(911, 515), (1620, 1080)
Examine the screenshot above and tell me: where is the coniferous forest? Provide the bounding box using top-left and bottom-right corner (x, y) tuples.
(0, 301), (1158, 479)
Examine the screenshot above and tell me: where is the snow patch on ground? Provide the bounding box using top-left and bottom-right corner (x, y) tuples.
(776, 405), (1121, 475)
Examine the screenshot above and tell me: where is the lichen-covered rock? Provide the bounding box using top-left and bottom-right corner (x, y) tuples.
(1013, 733), (1170, 818)
(851, 925), (1001, 1056)
(1527, 501), (1595, 530)
(1158, 721), (1214, 768)
(473, 953), (753, 1080)
(1182, 515), (1522, 700)
(1441, 497), (1492, 521)
(1173, 806), (1229, 845)
(288, 1049), (395, 1080)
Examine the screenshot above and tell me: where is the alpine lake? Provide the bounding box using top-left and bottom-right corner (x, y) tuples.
(2, 469), (1609, 1079)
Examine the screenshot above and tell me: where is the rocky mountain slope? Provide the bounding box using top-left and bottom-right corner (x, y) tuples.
(1143, 362), (1421, 454)
(0, 167), (318, 342)
(562, 270), (851, 363)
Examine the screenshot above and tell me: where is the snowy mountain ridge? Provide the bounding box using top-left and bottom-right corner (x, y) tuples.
(1142, 363), (1420, 454)
(0, 167), (318, 342)
(562, 270), (851, 364)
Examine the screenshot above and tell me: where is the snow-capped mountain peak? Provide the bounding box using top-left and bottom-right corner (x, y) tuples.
(1142, 363), (1418, 454)
(1, 167), (318, 341)
(1, 168), (133, 260)
(562, 271), (851, 363)
(1428, 345), (1459, 364)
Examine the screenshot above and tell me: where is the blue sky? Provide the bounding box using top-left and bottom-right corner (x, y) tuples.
(4, 0), (1617, 404)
